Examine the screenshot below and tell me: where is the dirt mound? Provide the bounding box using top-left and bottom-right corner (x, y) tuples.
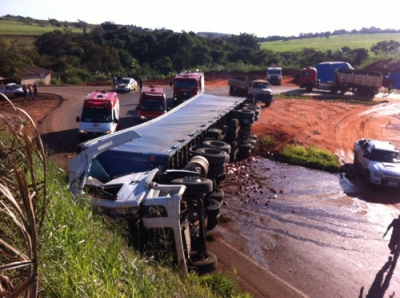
(364, 58), (400, 74)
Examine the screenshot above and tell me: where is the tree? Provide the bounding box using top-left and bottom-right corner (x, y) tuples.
(371, 40), (400, 55)
(0, 41), (32, 81)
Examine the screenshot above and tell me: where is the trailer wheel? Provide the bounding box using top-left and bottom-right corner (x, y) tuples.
(207, 164), (226, 179)
(189, 252), (218, 274)
(206, 188), (224, 202)
(195, 147), (229, 165)
(205, 198), (221, 231)
(206, 128), (223, 140)
(171, 177), (213, 195)
(202, 140), (231, 154)
(232, 109), (255, 120)
(306, 84), (313, 92)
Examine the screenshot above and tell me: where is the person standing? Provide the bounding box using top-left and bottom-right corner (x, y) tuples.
(27, 84), (34, 100)
(139, 79), (143, 92)
(22, 84), (28, 100)
(33, 83), (38, 99)
(383, 214), (400, 254)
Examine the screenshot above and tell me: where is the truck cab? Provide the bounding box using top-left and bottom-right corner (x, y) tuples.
(267, 67), (282, 86)
(299, 66), (319, 92)
(76, 90), (120, 143)
(138, 85), (168, 122)
(171, 70), (205, 105)
(247, 80), (273, 107)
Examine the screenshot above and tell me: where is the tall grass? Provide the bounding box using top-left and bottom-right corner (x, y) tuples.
(0, 95), (48, 297)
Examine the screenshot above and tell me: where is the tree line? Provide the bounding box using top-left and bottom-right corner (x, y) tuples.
(1, 19), (399, 83)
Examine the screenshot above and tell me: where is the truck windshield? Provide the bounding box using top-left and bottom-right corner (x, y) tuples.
(268, 70), (282, 75)
(141, 98), (165, 111)
(81, 108), (113, 123)
(253, 82), (270, 89)
(174, 79), (197, 89)
(369, 149), (400, 163)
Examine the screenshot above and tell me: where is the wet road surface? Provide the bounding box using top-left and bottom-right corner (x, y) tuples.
(213, 157), (400, 297)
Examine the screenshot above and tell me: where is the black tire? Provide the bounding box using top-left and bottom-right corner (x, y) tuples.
(189, 252), (218, 274)
(206, 199), (221, 231)
(265, 101), (271, 107)
(207, 164), (226, 179)
(202, 140), (231, 154)
(306, 85), (313, 92)
(206, 188), (224, 202)
(195, 147), (229, 165)
(206, 128), (223, 140)
(171, 177), (213, 195)
(232, 109), (255, 120)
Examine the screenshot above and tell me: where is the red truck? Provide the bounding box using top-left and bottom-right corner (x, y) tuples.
(138, 85), (167, 122)
(299, 66), (319, 92)
(170, 70), (205, 105)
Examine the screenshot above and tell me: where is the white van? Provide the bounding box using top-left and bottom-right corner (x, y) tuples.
(76, 90), (120, 142)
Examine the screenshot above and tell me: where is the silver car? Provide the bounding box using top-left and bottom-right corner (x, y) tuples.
(0, 83), (24, 98)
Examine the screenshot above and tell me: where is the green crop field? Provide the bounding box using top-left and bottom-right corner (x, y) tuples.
(260, 33), (400, 53)
(0, 19), (86, 36)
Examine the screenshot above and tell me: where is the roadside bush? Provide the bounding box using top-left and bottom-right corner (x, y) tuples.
(279, 144), (339, 172)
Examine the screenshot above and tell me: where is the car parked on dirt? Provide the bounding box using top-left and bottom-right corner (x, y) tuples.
(0, 83), (24, 98)
(353, 138), (400, 187)
(114, 77), (137, 92)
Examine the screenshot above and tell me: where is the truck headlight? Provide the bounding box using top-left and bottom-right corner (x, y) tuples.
(79, 129), (87, 134)
(144, 205), (168, 218)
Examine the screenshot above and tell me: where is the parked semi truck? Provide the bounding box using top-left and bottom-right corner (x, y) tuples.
(299, 61), (385, 97)
(170, 70), (205, 105)
(69, 93), (260, 275)
(267, 67), (283, 85)
(228, 77), (273, 107)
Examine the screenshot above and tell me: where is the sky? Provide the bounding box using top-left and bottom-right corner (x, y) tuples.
(1, 0), (399, 37)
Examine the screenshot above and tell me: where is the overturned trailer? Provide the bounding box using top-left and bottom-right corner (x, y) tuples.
(69, 93), (260, 274)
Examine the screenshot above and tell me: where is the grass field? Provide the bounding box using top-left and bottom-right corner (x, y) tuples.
(0, 19), (86, 36)
(261, 33), (400, 52)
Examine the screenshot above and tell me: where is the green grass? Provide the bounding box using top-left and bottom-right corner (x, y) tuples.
(279, 145), (340, 172)
(0, 19), (86, 36)
(38, 162), (248, 298)
(261, 33), (400, 53)
(257, 135), (340, 172)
